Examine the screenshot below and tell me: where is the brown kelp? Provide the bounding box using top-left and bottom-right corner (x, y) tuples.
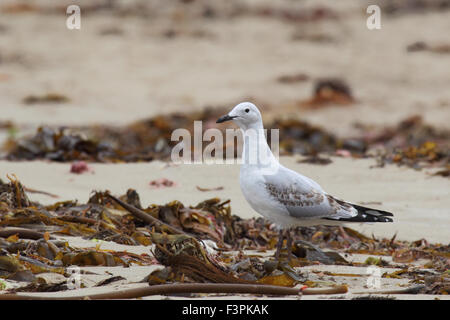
(0, 177), (448, 295)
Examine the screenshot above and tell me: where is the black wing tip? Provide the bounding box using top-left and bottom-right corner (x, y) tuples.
(344, 205), (394, 223)
(326, 215), (393, 223)
(377, 210), (393, 217)
(343, 215), (393, 223)
(355, 204), (394, 219)
(326, 203), (395, 223)
(330, 199), (394, 223)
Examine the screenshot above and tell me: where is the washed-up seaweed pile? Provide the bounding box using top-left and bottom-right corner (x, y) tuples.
(380, 0), (450, 15)
(1, 0), (340, 24)
(3, 108), (224, 162)
(0, 177), (448, 294)
(0, 178), (156, 283)
(357, 115), (450, 173)
(3, 109), (449, 175)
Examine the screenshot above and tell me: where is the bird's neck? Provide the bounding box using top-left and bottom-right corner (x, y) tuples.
(241, 125), (278, 169)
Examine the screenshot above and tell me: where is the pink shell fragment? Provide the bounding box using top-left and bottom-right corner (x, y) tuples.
(149, 178), (177, 189)
(70, 161), (90, 174)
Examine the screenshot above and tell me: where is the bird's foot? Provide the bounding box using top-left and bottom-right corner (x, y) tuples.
(274, 229), (293, 263)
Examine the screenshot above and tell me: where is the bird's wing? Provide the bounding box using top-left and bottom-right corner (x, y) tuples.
(262, 165), (358, 220)
(324, 198), (394, 222)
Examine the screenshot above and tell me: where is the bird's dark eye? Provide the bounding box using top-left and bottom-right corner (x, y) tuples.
(245, 108), (250, 113)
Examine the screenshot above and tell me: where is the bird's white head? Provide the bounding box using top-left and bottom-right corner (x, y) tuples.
(216, 102), (263, 130)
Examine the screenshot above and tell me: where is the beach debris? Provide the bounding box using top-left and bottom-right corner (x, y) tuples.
(300, 78), (355, 108)
(421, 275), (450, 295)
(23, 187), (59, 198)
(364, 257), (387, 266)
(292, 240), (348, 265)
(361, 115), (450, 172)
(267, 117), (359, 157)
(70, 161), (90, 174)
(0, 175), (32, 208)
(3, 108), (223, 162)
(257, 272), (298, 287)
(196, 186), (224, 192)
(277, 73), (309, 84)
(297, 155), (332, 165)
(4, 127), (116, 162)
(151, 233), (248, 284)
(149, 178), (176, 189)
(23, 93), (70, 105)
(3, 109), (448, 174)
(1, 3), (38, 14)
(0, 283), (303, 299)
(353, 285), (426, 295)
(335, 149), (352, 158)
(407, 42), (450, 54)
(432, 166), (450, 178)
(302, 285), (348, 295)
(254, 6), (339, 23)
(0, 121), (15, 131)
(291, 30), (336, 43)
(0, 178), (447, 296)
(95, 276), (126, 286)
(381, 0), (450, 15)
(62, 251), (126, 267)
(98, 26), (124, 37)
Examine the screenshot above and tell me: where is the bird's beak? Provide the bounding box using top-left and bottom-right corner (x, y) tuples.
(216, 114), (237, 123)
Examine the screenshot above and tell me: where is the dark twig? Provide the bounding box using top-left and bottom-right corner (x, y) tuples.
(0, 227), (52, 240)
(58, 215), (121, 235)
(23, 187), (59, 198)
(302, 285), (348, 295)
(0, 283), (301, 300)
(105, 193), (189, 236)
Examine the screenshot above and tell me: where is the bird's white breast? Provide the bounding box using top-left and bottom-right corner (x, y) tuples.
(239, 165), (292, 225)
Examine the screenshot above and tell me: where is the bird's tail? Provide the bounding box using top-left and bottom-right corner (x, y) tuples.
(328, 201), (394, 223)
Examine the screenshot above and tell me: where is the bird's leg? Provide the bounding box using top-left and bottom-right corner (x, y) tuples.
(286, 229), (293, 262)
(275, 228), (285, 260)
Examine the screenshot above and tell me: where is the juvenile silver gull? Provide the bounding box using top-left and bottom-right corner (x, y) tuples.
(216, 102), (394, 259)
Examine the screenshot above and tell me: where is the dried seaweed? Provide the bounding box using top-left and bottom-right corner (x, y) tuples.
(361, 115), (450, 171)
(300, 78), (355, 108)
(380, 0), (450, 15)
(3, 108), (448, 174)
(23, 93), (70, 105)
(0, 178), (448, 295)
(407, 41), (450, 54)
(152, 237), (249, 284)
(277, 73), (309, 84)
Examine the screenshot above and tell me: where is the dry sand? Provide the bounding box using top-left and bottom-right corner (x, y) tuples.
(0, 0), (448, 300)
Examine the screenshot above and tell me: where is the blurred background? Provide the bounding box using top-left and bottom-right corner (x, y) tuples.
(1, 0), (449, 170)
(1, 0), (449, 130)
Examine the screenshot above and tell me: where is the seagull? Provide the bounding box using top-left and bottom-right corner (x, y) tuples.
(216, 102), (394, 260)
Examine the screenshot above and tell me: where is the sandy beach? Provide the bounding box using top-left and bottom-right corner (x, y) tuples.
(1, 157), (448, 243)
(0, 0), (448, 302)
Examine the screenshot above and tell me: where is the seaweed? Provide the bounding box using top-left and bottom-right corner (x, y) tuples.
(0, 178), (448, 295)
(3, 109), (449, 174)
